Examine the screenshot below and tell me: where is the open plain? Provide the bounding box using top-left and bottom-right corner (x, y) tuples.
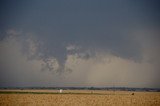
(0, 90), (160, 106)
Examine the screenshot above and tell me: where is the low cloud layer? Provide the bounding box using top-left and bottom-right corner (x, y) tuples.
(0, 29), (159, 88)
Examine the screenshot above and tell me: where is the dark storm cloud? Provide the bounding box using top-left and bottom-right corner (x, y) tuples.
(1, 0), (159, 61)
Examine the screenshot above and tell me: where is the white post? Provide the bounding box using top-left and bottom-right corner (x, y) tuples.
(59, 89), (63, 93)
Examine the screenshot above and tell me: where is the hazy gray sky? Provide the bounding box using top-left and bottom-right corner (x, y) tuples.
(0, 0), (160, 88)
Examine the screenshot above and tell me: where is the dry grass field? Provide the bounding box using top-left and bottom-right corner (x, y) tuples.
(0, 90), (160, 106)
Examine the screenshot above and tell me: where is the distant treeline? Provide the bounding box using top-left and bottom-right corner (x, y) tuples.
(0, 87), (160, 92)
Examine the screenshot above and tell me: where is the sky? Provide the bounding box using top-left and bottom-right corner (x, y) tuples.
(0, 0), (160, 88)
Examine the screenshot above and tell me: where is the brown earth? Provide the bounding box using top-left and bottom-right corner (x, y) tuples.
(0, 90), (160, 106)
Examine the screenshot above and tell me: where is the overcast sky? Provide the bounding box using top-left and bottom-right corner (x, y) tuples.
(0, 0), (160, 88)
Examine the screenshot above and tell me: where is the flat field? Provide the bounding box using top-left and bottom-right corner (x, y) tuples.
(0, 90), (160, 106)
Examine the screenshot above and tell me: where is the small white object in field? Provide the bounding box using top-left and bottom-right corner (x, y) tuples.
(59, 89), (63, 93)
